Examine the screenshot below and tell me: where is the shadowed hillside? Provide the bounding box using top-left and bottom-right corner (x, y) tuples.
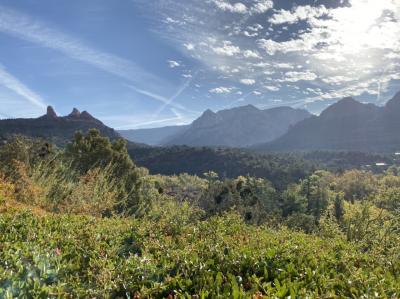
(256, 91), (400, 153)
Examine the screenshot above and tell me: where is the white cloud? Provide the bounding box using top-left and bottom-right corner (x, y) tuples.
(283, 71), (318, 82)
(168, 60), (180, 68)
(164, 17), (184, 25)
(211, 0), (273, 15)
(184, 43), (195, 50)
(243, 50), (261, 59)
(212, 40), (241, 56)
(247, 24), (263, 32)
(275, 63), (295, 69)
(240, 78), (256, 85)
(269, 5), (329, 25)
(243, 31), (258, 37)
(209, 86), (235, 94)
(264, 85), (280, 91)
(251, 0), (274, 14)
(321, 76), (354, 85)
(211, 0), (247, 14)
(257, 37), (314, 55)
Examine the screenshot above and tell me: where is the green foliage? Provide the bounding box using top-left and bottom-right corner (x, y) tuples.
(200, 175), (278, 224)
(1, 208), (400, 298)
(335, 170), (377, 202)
(129, 145), (316, 190)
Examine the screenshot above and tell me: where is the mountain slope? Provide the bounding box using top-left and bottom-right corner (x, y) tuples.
(256, 91), (400, 153)
(119, 125), (189, 145)
(0, 106), (121, 145)
(164, 105), (311, 147)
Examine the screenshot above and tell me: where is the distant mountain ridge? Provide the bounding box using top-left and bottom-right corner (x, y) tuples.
(121, 105), (311, 148)
(0, 106), (121, 145)
(119, 125), (189, 146)
(164, 105), (311, 147)
(256, 91), (400, 153)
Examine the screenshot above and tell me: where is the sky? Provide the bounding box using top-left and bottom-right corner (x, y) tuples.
(0, 0), (399, 129)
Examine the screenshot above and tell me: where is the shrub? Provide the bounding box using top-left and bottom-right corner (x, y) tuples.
(65, 129), (147, 215)
(0, 173), (15, 204)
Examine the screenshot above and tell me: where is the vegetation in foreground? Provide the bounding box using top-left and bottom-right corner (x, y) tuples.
(1, 131), (400, 298)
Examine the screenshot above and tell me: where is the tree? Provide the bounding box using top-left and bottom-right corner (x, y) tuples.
(333, 194), (345, 222)
(335, 170), (377, 202)
(280, 184), (307, 217)
(301, 171), (331, 222)
(65, 129), (146, 215)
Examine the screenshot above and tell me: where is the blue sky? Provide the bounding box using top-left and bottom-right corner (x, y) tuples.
(0, 0), (399, 128)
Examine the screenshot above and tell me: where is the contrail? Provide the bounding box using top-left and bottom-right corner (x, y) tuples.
(151, 72), (198, 120)
(116, 116), (183, 129)
(377, 80), (382, 103)
(0, 66), (47, 109)
(127, 85), (194, 113)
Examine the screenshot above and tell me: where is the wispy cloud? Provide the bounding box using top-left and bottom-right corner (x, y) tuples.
(0, 5), (163, 86)
(168, 60), (181, 68)
(0, 65), (47, 109)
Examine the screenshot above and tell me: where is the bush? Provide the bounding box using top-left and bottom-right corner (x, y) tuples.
(0, 173), (15, 204)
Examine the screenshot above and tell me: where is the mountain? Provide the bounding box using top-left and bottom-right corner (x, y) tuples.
(0, 106), (121, 145)
(119, 125), (189, 145)
(163, 105), (311, 147)
(256, 91), (400, 153)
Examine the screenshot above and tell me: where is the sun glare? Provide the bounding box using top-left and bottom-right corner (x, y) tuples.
(333, 0), (399, 54)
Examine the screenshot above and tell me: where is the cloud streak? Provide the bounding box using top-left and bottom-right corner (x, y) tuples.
(0, 5), (163, 86)
(0, 65), (47, 109)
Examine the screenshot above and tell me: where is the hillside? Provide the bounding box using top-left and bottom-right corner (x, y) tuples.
(129, 145), (316, 189)
(256, 91), (400, 153)
(0, 106), (121, 146)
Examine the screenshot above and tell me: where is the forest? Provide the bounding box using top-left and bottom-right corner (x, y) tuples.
(1, 130), (400, 297)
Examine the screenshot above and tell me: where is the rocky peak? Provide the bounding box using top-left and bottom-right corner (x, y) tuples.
(68, 108), (81, 118)
(81, 111), (94, 119)
(46, 106), (58, 118)
(320, 97), (379, 120)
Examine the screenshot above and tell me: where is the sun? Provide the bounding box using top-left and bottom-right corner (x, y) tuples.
(332, 0), (398, 54)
